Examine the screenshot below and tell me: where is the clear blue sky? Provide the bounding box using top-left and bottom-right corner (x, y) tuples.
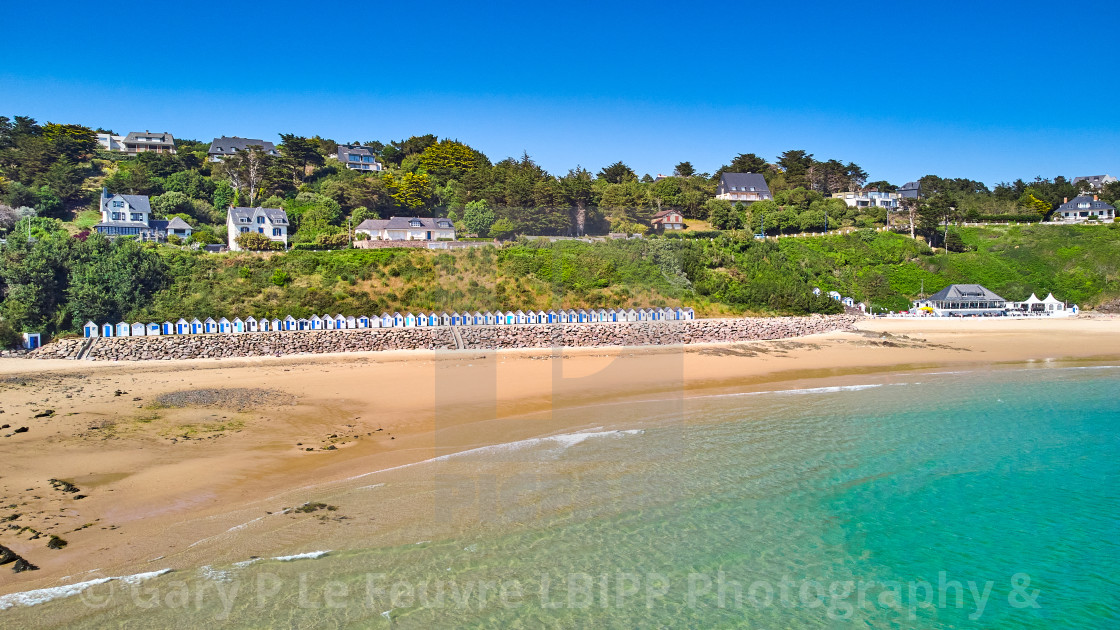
(2, 0), (1115, 186)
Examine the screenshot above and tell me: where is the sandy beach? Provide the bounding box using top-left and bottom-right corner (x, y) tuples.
(2, 316), (1120, 596)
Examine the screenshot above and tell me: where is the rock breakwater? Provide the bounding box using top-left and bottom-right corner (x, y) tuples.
(27, 316), (858, 362)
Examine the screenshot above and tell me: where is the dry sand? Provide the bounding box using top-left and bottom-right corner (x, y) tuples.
(2, 316), (1120, 594)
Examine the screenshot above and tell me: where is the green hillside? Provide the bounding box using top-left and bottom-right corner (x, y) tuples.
(4, 222), (1119, 344)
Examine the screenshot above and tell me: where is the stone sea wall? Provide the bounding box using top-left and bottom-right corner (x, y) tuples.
(27, 315), (858, 362)
(457, 316), (858, 349)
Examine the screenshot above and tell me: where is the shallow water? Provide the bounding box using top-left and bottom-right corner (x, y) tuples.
(4, 365), (1119, 628)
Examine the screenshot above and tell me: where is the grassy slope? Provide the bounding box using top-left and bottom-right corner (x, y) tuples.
(778, 225), (1120, 311)
(128, 225), (1120, 322)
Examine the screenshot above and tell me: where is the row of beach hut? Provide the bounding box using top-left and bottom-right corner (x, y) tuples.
(82, 307), (696, 338)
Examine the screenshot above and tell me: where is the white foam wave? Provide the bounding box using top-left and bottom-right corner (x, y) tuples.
(272, 550), (330, 561)
(344, 428), (644, 482)
(0, 569), (170, 611)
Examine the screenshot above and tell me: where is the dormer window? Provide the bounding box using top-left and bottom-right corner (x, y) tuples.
(410, 220), (422, 227)
(240, 217), (250, 223)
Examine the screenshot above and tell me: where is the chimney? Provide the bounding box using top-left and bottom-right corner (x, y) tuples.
(1063, 197), (1067, 203)
(1094, 195), (1099, 201)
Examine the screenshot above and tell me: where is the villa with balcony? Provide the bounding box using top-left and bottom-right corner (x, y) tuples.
(715, 173), (772, 205)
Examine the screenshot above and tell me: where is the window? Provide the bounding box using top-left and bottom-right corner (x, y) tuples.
(410, 220), (422, 227)
(257, 216), (265, 224)
(240, 227), (249, 233)
(112, 201), (124, 208)
(131, 213), (142, 221)
(349, 154), (359, 161)
(363, 156), (374, 162)
(240, 217), (250, 223)
(258, 227), (264, 234)
(273, 227), (281, 236)
(112, 212), (121, 220)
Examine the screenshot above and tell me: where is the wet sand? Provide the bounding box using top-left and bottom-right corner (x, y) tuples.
(2, 317), (1120, 595)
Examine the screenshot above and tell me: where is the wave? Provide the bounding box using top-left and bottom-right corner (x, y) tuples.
(272, 550), (330, 562)
(344, 428), (645, 482)
(0, 569), (170, 611)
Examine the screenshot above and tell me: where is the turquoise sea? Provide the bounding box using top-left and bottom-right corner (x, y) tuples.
(4, 364), (1119, 628)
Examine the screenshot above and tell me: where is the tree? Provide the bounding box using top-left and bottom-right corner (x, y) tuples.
(1018, 192), (1051, 218)
(777, 150), (814, 189)
(561, 167), (594, 236)
(235, 232), (274, 251)
(597, 161), (636, 184)
(219, 145), (273, 206)
(213, 181), (235, 210)
(151, 191), (193, 218)
(42, 123), (97, 162)
(278, 134), (325, 185)
(673, 162), (695, 177)
(462, 199), (495, 236)
(384, 172), (433, 213)
(416, 140), (487, 184)
(706, 199), (741, 230)
(489, 218), (516, 240)
(721, 153), (768, 178)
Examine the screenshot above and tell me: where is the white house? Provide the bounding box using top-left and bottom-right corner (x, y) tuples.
(334, 144), (384, 172)
(1052, 195), (1115, 223)
(354, 217), (456, 241)
(830, 190), (901, 209)
(94, 188), (193, 241)
(716, 173), (773, 205)
(227, 206), (289, 250)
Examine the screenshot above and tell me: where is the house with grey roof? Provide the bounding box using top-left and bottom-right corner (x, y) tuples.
(208, 136), (279, 162)
(1072, 174), (1117, 191)
(227, 206), (289, 250)
(334, 144), (384, 172)
(1052, 195), (1115, 223)
(898, 181), (921, 199)
(355, 217), (456, 241)
(93, 188), (193, 241)
(912, 284), (1008, 316)
(123, 131), (175, 155)
(715, 173), (772, 205)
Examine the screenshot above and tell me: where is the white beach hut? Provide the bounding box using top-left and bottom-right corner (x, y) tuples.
(298, 318), (310, 331)
(325, 314), (336, 329)
(83, 321), (98, 338)
(283, 315), (296, 331)
(270, 318), (281, 331)
(147, 322), (161, 336)
(345, 315), (355, 329)
(233, 317), (245, 333)
(204, 318), (218, 334)
(682, 307), (695, 320)
(130, 322), (145, 336)
(246, 317), (258, 332)
(191, 318), (204, 334)
(218, 317), (231, 333)
(357, 315), (370, 328)
(404, 313), (417, 327)
(310, 315), (323, 330)
(101, 322), (115, 337)
(161, 321), (174, 335)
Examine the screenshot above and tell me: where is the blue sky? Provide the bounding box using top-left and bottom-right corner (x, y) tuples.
(2, 0), (1115, 186)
